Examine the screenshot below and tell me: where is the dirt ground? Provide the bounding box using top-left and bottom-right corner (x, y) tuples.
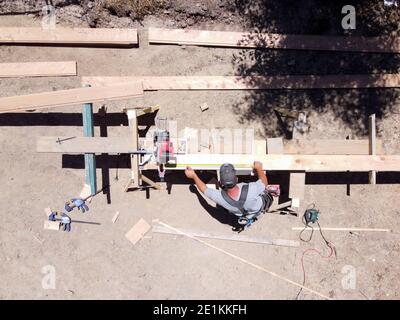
(1, 2), (400, 300)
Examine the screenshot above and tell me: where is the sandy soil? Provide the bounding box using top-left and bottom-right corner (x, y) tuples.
(0, 6), (400, 300)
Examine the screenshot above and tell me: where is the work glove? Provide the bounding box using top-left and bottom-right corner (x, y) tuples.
(65, 198), (89, 213)
(48, 212), (57, 221)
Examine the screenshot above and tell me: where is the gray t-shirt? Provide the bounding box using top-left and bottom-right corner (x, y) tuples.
(204, 179), (266, 216)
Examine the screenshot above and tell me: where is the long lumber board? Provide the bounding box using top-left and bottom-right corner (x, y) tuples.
(163, 154), (400, 172)
(152, 225), (299, 247)
(0, 82), (144, 113)
(284, 139), (383, 155)
(82, 74), (400, 90)
(0, 27), (138, 46)
(148, 28), (400, 53)
(35, 137), (400, 172)
(37, 136), (138, 154)
(0, 61), (77, 78)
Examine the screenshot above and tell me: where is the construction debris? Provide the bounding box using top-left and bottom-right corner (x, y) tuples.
(125, 218), (151, 245)
(200, 102), (209, 112)
(112, 211), (120, 224)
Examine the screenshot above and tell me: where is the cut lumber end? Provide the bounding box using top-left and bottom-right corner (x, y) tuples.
(200, 102), (209, 112)
(125, 218), (151, 245)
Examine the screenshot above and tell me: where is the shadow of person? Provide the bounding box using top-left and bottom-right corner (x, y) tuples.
(188, 184), (243, 232)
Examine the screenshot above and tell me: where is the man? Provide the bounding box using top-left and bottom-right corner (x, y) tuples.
(185, 161), (275, 228)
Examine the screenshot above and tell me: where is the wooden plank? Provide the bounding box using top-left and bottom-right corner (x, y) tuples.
(152, 225), (300, 247)
(125, 218), (151, 245)
(0, 81), (144, 113)
(0, 27), (138, 46)
(155, 154), (400, 172)
(0, 61), (77, 78)
(81, 74), (400, 90)
(127, 109), (140, 189)
(289, 172), (306, 200)
(266, 138), (284, 154)
(37, 136), (134, 153)
(148, 28), (400, 53)
(36, 136), (400, 172)
(284, 139), (383, 155)
(369, 114), (377, 184)
(292, 227), (390, 232)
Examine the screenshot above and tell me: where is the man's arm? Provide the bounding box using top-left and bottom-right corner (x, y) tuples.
(185, 166), (207, 193)
(253, 161), (268, 187)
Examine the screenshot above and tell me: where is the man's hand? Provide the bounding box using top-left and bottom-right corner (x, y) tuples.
(253, 160), (269, 187)
(185, 166), (197, 179)
(253, 161), (263, 171)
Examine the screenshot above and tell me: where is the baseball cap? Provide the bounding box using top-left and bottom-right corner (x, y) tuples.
(219, 163), (237, 189)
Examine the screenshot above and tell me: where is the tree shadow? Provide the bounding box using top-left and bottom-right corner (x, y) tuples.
(232, 0), (400, 138)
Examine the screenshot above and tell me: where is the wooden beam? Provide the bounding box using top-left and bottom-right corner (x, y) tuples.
(0, 27), (138, 46)
(0, 82), (144, 113)
(152, 225), (300, 247)
(125, 109), (140, 190)
(369, 114), (377, 184)
(36, 137), (400, 172)
(81, 74), (400, 90)
(284, 139), (383, 155)
(0, 61), (77, 78)
(151, 154), (400, 172)
(148, 28), (400, 53)
(37, 136), (134, 153)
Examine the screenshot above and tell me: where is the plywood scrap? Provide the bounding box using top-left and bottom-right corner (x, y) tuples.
(0, 61), (77, 78)
(44, 220), (60, 231)
(125, 218), (151, 245)
(82, 74), (400, 90)
(0, 81), (144, 113)
(152, 224), (299, 247)
(0, 27), (138, 46)
(148, 28), (400, 53)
